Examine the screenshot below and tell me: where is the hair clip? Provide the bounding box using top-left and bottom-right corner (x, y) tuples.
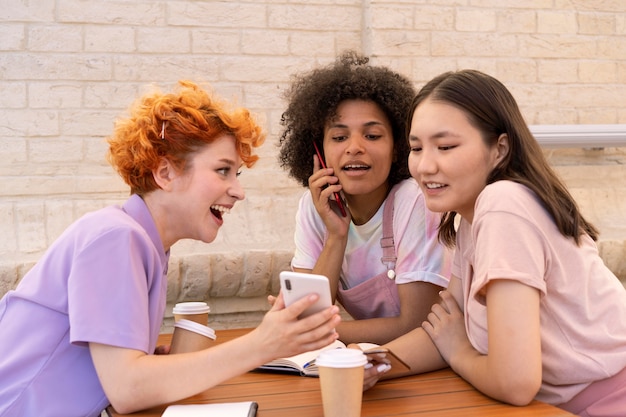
(160, 121), (166, 140)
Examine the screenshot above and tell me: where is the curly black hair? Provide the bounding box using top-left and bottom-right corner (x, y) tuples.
(278, 50), (416, 188)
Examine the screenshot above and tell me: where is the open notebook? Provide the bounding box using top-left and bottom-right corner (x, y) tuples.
(257, 340), (410, 377)
(161, 401), (257, 417)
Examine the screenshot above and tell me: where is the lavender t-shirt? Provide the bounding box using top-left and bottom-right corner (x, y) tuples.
(0, 194), (169, 417)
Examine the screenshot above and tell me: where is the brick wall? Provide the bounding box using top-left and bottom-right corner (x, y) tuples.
(1, 0), (625, 330)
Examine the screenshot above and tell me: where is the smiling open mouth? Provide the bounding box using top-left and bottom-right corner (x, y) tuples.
(343, 164), (370, 171)
(210, 204), (230, 220)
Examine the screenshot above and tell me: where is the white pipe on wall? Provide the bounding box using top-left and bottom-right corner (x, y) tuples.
(530, 124), (626, 148)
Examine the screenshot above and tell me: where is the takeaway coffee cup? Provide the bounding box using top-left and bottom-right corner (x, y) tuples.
(172, 302), (210, 326)
(169, 319), (216, 354)
(316, 348), (368, 417)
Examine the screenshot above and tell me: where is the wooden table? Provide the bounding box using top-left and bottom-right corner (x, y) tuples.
(111, 328), (575, 416)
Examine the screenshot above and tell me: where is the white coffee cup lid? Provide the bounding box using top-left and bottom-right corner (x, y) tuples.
(173, 302), (210, 315)
(316, 348), (367, 368)
(174, 319), (216, 340)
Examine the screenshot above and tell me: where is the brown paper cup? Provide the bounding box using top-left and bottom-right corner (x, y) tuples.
(170, 319), (216, 354)
(316, 349), (367, 417)
(172, 302), (210, 326)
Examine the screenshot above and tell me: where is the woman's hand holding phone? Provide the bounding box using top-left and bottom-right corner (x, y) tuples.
(309, 141), (348, 217)
(312, 141), (347, 218)
(309, 155), (350, 235)
(253, 284), (341, 362)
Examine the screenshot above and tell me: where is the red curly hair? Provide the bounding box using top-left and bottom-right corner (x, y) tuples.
(107, 80), (265, 196)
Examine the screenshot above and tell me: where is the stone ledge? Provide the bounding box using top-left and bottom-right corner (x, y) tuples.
(598, 240), (626, 281)
(165, 250), (293, 303)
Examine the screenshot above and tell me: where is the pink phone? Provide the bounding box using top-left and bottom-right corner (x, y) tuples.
(280, 271), (333, 319)
(312, 141), (347, 217)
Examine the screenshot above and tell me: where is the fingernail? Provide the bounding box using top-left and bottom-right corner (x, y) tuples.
(377, 364), (391, 373)
(364, 363), (373, 370)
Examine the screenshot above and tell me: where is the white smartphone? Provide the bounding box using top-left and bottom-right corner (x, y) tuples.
(279, 271), (333, 319)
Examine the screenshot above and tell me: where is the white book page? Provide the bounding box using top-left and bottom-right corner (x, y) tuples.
(162, 401), (257, 417)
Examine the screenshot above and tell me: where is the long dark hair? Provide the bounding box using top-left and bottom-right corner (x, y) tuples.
(408, 70), (598, 247)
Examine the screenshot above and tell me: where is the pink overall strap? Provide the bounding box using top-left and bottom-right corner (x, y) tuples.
(558, 364), (626, 416)
(335, 184), (401, 319)
(380, 184), (399, 278)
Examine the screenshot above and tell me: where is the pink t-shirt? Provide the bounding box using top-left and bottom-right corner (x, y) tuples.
(453, 180), (626, 405)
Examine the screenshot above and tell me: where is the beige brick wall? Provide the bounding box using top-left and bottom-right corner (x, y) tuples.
(1, 0), (625, 329)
